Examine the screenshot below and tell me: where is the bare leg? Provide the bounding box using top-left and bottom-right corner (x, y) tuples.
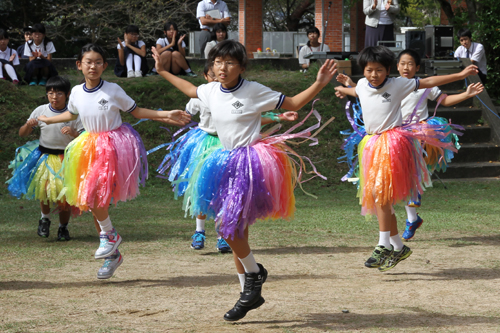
(224, 227), (250, 272)
(58, 204), (71, 226)
(91, 207), (109, 222)
(40, 201), (51, 215)
(171, 51), (190, 74)
(160, 51), (172, 73)
(376, 203), (398, 236)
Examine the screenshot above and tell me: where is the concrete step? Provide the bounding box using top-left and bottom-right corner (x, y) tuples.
(453, 142), (500, 163)
(434, 107), (482, 125)
(437, 161), (500, 179)
(460, 124), (491, 143)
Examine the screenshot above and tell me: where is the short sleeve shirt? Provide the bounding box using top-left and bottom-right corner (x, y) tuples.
(24, 40), (56, 58)
(117, 40), (145, 50)
(68, 80), (136, 133)
(355, 77), (420, 134)
(186, 98), (217, 135)
(196, 0), (231, 30)
(155, 37), (186, 51)
(0, 47), (20, 65)
(401, 83), (442, 123)
(454, 42), (487, 75)
(196, 78), (285, 149)
(28, 104), (84, 150)
(298, 44), (330, 66)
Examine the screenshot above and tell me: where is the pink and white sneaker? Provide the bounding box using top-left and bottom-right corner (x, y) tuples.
(95, 228), (122, 259)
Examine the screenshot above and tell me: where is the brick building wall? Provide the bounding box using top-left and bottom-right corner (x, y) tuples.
(238, 0), (263, 57)
(314, 0), (344, 51)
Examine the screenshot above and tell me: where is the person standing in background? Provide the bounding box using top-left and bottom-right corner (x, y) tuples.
(363, 0), (400, 48)
(196, 0), (231, 59)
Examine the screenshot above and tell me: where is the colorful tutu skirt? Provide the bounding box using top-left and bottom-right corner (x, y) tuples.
(7, 141), (67, 206)
(422, 117), (462, 173)
(60, 123), (147, 211)
(357, 123), (457, 216)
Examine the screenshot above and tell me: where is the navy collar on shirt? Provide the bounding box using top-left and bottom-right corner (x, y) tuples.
(368, 77), (389, 89)
(49, 104), (68, 113)
(83, 79), (104, 93)
(220, 77), (244, 93)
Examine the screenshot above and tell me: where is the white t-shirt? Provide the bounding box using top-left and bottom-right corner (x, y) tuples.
(186, 98), (216, 135)
(24, 40), (56, 58)
(454, 42), (487, 75)
(378, 0), (392, 25)
(196, 0), (231, 30)
(117, 40), (145, 50)
(68, 80), (137, 133)
(298, 44), (331, 66)
(0, 47), (20, 66)
(29, 104), (84, 150)
(156, 37), (186, 51)
(355, 77), (420, 134)
(196, 78), (285, 149)
(401, 83), (442, 123)
(204, 40), (218, 59)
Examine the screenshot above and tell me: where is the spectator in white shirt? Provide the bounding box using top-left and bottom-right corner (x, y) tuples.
(298, 27), (330, 72)
(196, 0), (231, 58)
(454, 28), (487, 83)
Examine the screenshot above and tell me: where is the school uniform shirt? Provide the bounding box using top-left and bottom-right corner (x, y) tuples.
(196, 78), (285, 149)
(68, 80), (136, 133)
(156, 37), (186, 51)
(401, 82), (442, 123)
(454, 42), (487, 75)
(298, 44), (331, 66)
(17, 44), (29, 59)
(23, 40), (56, 58)
(28, 104), (84, 150)
(355, 76), (420, 135)
(117, 40), (145, 50)
(196, 0), (231, 30)
(0, 47), (20, 65)
(186, 98), (216, 135)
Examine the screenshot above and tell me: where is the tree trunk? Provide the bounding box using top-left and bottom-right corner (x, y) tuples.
(465, 0), (478, 25)
(435, 0), (455, 23)
(286, 0), (314, 31)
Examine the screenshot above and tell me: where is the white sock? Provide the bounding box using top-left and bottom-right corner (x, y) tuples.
(126, 53), (133, 71)
(238, 252), (260, 273)
(405, 206), (418, 223)
(97, 216), (113, 233)
(41, 212), (50, 219)
(133, 54), (141, 71)
(390, 235), (404, 251)
(378, 231), (391, 249)
(238, 273), (245, 292)
(4, 64), (18, 81)
(185, 68), (192, 73)
(196, 218), (205, 232)
(0, 64), (4, 78)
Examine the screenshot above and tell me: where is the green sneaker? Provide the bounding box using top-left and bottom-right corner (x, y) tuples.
(378, 245), (412, 272)
(364, 245), (393, 268)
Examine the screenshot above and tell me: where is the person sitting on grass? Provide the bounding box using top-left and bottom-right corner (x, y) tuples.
(23, 23), (58, 86)
(0, 29), (21, 85)
(115, 25), (149, 78)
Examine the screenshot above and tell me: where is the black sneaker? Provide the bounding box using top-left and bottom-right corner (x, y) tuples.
(223, 295), (265, 321)
(239, 263), (267, 307)
(57, 226), (71, 241)
(37, 218), (51, 238)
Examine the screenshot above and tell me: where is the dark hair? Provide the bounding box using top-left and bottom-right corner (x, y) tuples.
(23, 26), (32, 33)
(46, 76), (71, 95)
(0, 29), (8, 39)
(204, 61), (212, 75)
(210, 23), (228, 42)
(28, 23), (51, 48)
(163, 22), (181, 48)
(78, 43), (107, 63)
(306, 26), (321, 47)
(397, 49), (421, 66)
(457, 28), (472, 39)
(358, 46), (395, 71)
(125, 25), (140, 35)
(207, 39), (248, 70)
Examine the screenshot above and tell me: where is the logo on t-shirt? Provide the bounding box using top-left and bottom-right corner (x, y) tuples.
(232, 101), (244, 109)
(98, 98), (109, 111)
(381, 92), (392, 103)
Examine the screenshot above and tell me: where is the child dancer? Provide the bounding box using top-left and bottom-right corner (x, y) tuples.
(155, 22), (196, 77)
(24, 23), (58, 86)
(37, 44), (191, 278)
(334, 46), (478, 272)
(0, 29), (20, 85)
(115, 25), (149, 78)
(7, 76), (83, 240)
(153, 40), (337, 321)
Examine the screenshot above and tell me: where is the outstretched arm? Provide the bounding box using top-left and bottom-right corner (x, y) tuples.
(131, 107), (191, 127)
(334, 86), (357, 99)
(281, 59), (337, 111)
(38, 111), (78, 125)
(261, 111), (298, 125)
(337, 73), (356, 87)
(419, 65), (478, 89)
(440, 82), (484, 107)
(152, 47), (198, 98)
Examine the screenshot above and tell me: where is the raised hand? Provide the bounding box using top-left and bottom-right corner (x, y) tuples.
(152, 47), (163, 72)
(316, 59), (338, 86)
(337, 73), (355, 87)
(178, 34), (186, 44)
(461, 64), (479, 78)
(9, 53), (16, 62)
(279, 111), (299, 122)
(466, 82), (484, 97)
(334, 86), (347, 99)
(117, 37), (125, 49)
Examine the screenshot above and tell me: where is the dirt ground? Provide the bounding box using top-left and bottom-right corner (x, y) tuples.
(2, 231), (500, 333)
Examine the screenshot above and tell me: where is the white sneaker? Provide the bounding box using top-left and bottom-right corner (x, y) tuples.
(95, 228), (122, 259)
(134, 70), (142, 78)
(97, 250), (123, 279)
(127, 70), (134, 78)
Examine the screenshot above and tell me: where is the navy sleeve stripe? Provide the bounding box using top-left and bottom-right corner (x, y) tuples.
(275, 94), (285, 109)
(125, 103), (137, 113)
(414, 78), (420, 91)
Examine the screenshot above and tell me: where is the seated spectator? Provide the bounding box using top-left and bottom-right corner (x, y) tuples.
(454, 28), (487, 83)
(0, 29), (20, 85)
(115, 25), (149, 78)
(155, 22), (197, 77)
(204, 23), (228, 59)
(23, 23), (58, 86)
(17, 26), (32, 59)
(298, 27), (330, 72)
